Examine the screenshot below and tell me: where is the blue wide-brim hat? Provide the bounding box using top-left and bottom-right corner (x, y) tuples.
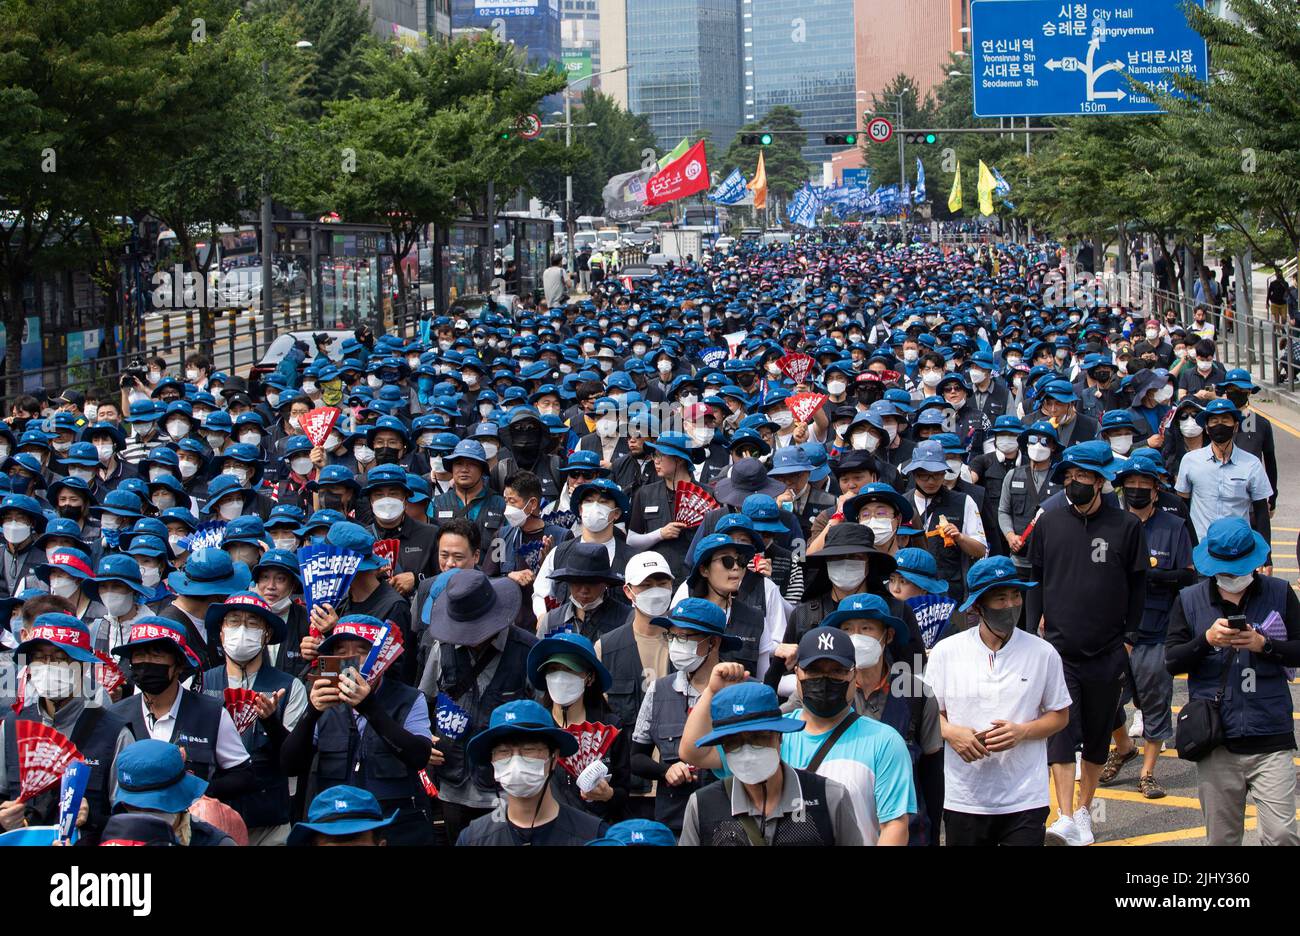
(892, 547), (948, 594)
(1192, 517), (1269, 577)
(570, 479), (631, 517)
(286, 784), (398, 846)
(959, 556), (1038, 613)
(648, 597), (740, 650)
(166, 547), (253, 596)
(645, 432), (706, 464)
(696, 682), (804, 748)
(1049, 440), (1117, 484)
(820, 593), (905, 636)
(465, 699), (579, 767)
(527, 631), (612, 693)
(113, 739), (209, 814)
(203, 590), (287, 644)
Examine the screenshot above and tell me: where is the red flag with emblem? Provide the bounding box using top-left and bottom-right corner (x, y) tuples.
(644, 140), (710, 208)
(299, 407), (341, 447)
(673, 481), (719, 527)
(777, 352), (816, 383)
(15, 721), (82, 801)
(558, 722), (620, 778)
(787, 392), (827, 425)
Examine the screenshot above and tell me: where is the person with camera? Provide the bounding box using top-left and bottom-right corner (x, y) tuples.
(1166, 517), (1300, 846)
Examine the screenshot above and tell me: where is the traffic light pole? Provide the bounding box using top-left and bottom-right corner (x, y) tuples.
(896, 95), (907, 231)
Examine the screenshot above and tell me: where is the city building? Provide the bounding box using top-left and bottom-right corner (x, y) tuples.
(561, 0), (601, 98)
(596, 0), (629, 106)
(626, 0), (742, 149)
(361, 0), (424, 48)
(450, 0), (563, 68)
(422, 0), (454, 42)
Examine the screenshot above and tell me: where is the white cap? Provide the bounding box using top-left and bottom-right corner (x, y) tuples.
(624, 551), (674, 586)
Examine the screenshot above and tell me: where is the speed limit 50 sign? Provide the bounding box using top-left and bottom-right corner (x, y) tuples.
(866, 117), (894, 144)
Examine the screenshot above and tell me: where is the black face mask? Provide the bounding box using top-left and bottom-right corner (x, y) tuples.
(1226, 391), (1250, 408)
(373, 447), (401, 465)
(1065, 480), (1097, 507)
(57, 505), (85, 521)
(1123, 486), (1153, 509)
(319, 493), (347, 512)
(799, 676), (851, 719)
(981, 605), (1020, 636)
(1206, 424), (1235, 445)
(1092, 370), (1114, 385)
(132, 661), (175, 695)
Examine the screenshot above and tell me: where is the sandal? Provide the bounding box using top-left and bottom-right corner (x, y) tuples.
(1139, 774), (1166, 799)
(1099, 747), (1138, 784)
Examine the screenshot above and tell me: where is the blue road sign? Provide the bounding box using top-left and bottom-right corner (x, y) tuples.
(970, 0), (1208, 118)
(842, 168), (871, 188)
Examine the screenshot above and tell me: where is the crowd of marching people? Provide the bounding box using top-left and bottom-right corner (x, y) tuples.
(0, 229), (1295, 847)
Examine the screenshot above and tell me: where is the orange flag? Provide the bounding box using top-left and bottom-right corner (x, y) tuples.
(747, 151), (767, 210)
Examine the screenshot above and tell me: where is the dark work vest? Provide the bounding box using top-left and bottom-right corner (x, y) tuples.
(910, 486), (972, 603)
(200, 661), (294, 828)
(1178, 577), (1293, 739)
(735, 568), (769, 622)
(718, 599), (765, 677)
(1003, 464), (1059, 549)
(547, 536), (633, 609)
(876, 689), (931, 847)
(647, 672), (693, 831)
(630, 481), (692, 581)
(434, 626), (536, 795)
(112, 688), (223, 782)
(314, 676), (423, 803)
(597, 623), (649, 729)
(457, 801), (604, 846)
(693, 770), (836, 846)
(3, 703), (126, 845)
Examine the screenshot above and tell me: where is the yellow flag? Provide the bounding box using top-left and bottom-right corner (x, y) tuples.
(747, 151), (767, 210)
(978, 160), (997, 216)
(947, 161), (962, 213)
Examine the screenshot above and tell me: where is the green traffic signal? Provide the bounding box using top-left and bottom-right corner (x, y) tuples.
(760, 133), (773, 146)
(844, 133), (857, 145)
(925, 133), (937, 144)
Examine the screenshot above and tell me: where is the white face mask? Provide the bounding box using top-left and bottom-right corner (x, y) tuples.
(769, 410), (794, 429)
(632, 586), (673, 617)
(1215, 572), (1253, 593)
(302, 381), (318, 394)
(945, 457), (964, 480)
(968, 368), (988, 386)
(1145, 329), (1159, 341)
(152, 492), (177, 511)
(1027, 442), (1051, 463)
(596, 417), (619, 439)
(826, 379), (847, 396)
(1155, 384), (1174, 404)
(223, 467), (250, 485)
(1005, 355), (1022, 368)
(657, 361), (673, 376)
(827, 559), (867, 590)
(1180, 417), (1203, 438)
(222, 624), (265, 664)
(995, 435), (1019, 455)
(850, 633), (883, 669)
(218, 499), (243, 522)
(367, 375), (383, 389)
(70, 468), (95, 484)
(545, 670), (587, 706)
(99, 515), (121, 531)
(481, 441), (499, 460)
(238, 430), (261, 446)
(581, 502), (613, 533)
(1196, 359), (1214, 374)
(1108, 434), (1133, 456)
(669, 638), (706, 673)
(185, 368), (200, 383)
(139, 566), (162, 588)
(478, 404), (494, 420)
(903, 349), (919, 364)
(864, 517), (895, 545)
(503, 504), (529, 528)
(371, 497), (405, 522)
(166, 419), (189, 440)
(354, 446), (375, 465)
(727, 743), (781, 785)
(28, 661), (76, 699)
(690, 427), (715, 446)
(678, 394), (698, 407)
(271, 533), (298, 552)
(493, 754), (550, 799)
(570, 593), (604, 614)
(921, 369), (943, 387)
(430, 456), (448, 477)
(290, 456), (314, 477)
(178, 460), (199, 479)
(94, 442), (115, 464)
(49, 573), (79, 599)
(101, 588), (136, 618)
(203, 432), (227, 450)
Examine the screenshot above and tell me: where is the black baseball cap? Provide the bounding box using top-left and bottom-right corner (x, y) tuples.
(797, 626), (856, 670)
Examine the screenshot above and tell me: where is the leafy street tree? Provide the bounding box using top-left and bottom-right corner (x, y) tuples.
(720, 105), (810, 221)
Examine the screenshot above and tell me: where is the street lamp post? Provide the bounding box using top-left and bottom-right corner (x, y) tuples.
(561, 64), (630, 273)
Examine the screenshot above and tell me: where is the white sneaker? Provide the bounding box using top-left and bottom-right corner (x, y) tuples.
(1072, 806), (1095, 846)
(1128, 711), (1144, 738)
(1045, 812), (1077, 846)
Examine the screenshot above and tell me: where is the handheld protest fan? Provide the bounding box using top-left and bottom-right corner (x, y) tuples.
(787, 392), (826, 424)
(558, 722), (620, 778)
(360, 621), (404, 682)
(373, 539), (399, 574)
(56, 761), (90, 845)
(296, 544), (364, 618)
(699, 346), (729, 369)
(673, 481), (719, 527)
(434, 692), (471, 741)
(15, 721), (82, 802)
(181, 521), (228, 553)
(777, 352), (816, 383)
(299, 407), (341, 448)
(223, 688), (261, 734)
(94, 651), (125, 694)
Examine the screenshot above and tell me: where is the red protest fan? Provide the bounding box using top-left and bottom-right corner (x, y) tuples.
(787, 392), (827, 425)
(365, 622), (405, 682)
(15, 721), (82, 802)
(94, 651), (125, 694)
(777, 352), (816, 383)
(373, 538), (399, 574)
(558, 722), (620, 778)
(298, 407), (341, 448)
(223, 688), (261, 734)
(673, 481), (719, 527)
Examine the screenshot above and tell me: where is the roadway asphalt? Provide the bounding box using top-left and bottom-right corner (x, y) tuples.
(1076, 396), (1300, 846)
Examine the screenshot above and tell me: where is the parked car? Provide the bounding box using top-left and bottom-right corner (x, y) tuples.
(250, 330), (351, 384)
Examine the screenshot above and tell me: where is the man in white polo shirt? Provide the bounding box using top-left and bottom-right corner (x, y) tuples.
(924, 556), (1071, 846)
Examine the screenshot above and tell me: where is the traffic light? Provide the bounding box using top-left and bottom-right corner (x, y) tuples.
(904, 132), (939, 145)
(499, 130), (512, 141)
(740, 132), (774, 145)
(824, 133), (858, 146)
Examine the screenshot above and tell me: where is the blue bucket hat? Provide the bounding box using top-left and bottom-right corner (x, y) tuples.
(645, 432), (706, 464)
(254, 548), (302, 584)
(558, 449), (607, 477)
(695, 682), (804, 747)
(363, 463), (411, 494)
(326, 521), (388, 572)
(892, 547), (949, 594)
(0, 493), (46, 533)
(167, 547), (252, 596)
(445, 439), (490, 470)
(585, 818), (677, 847)
(286, 785), (398, 846)
(1192, 516), (1269, 577)
(1049, 440), (1117, 484)
(1215, 368), (1258, 394)
(202, 474), (257, 516)
(203, 590), (287, 644)
(34, 547), (98, 598)
(95, 554), (151, 597)
(465, 698), (579, 767)
(14, 612), (99, 664)
(959, 556), (1038, 612)
(740, 494), (787, 533)
(306, 464), (360, 494)
(843, 483), (914, 524)
(113, 740), (209, 814)
(820, 593), (905, 636)
(767, 445), (814, 478)
(570, 477), (631, 517)
(221, 515), (270, 548)
(1195, 397), (1242, 426)
(526, 631), (613, 693)
(648, 597), (740, 649)
(900, 439), (950, 475)
(690, 533), (756, 574)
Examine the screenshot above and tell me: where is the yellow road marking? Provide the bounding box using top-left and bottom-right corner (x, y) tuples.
(1098, 825), (1210, 846)
(1261, 407), (1300, 440)
(1093, 787), (1209, 811)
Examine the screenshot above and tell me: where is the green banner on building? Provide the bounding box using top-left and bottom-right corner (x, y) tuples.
(562, 50), (592, 84)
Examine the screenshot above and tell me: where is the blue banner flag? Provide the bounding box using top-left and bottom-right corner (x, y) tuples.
(914, 158), (926, 203)
(708, 168), (749, 205)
